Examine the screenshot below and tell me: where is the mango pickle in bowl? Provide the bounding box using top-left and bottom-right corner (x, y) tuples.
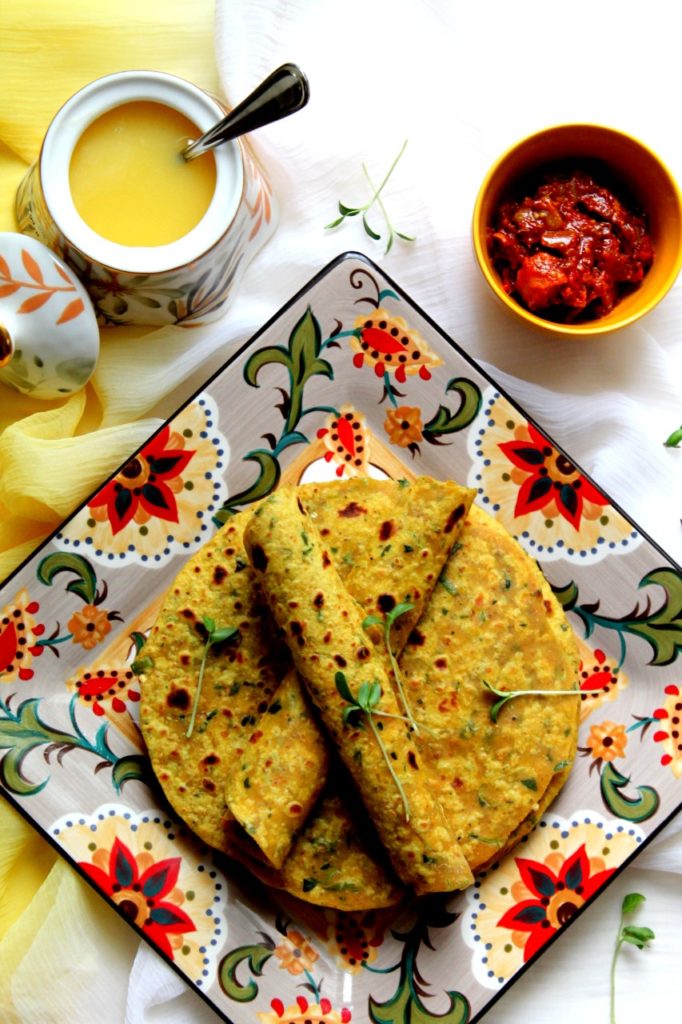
(472, 123), (682, 337)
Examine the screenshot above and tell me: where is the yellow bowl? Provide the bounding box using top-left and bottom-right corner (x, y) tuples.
(472, 123), (682, 336)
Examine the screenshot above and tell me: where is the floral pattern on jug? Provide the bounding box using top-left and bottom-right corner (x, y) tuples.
(15, 73), (278, 327)
(0, 232), (99, 399)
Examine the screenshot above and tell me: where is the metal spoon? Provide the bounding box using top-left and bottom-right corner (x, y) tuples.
(182, 63), (309, 160)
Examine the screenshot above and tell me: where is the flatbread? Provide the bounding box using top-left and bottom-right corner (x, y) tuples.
(224, 667), (330, 869)
(400, 504), (580, 870)
(138, 510), (287, 851)
(139, 478), (579, 911)
(244, 486), (474, 894)
(225, 475), (475, 868)
(233, 788), (404, 910)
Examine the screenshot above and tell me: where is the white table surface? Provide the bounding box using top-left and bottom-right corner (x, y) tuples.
(53, 2), (682, 1021)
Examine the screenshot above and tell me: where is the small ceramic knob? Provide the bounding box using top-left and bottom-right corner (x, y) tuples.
(0, 232), (99, 400)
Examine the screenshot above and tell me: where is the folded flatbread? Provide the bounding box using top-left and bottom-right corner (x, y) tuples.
(225, 475), (474, 867)
(400, 504), (580, 869)
(138, 510), (286, 852)
(244, 486), (474, 894)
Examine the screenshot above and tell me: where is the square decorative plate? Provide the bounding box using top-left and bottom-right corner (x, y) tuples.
(1, 252), (681, 1024)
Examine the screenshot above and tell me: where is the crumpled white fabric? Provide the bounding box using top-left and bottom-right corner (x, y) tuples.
(123, 1), (682, 1020)
(120, 0), (682, 1020)
(8, 1), (679, 1021)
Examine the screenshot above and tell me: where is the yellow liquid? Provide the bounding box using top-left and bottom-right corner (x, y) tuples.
(69, 101), (216, 246)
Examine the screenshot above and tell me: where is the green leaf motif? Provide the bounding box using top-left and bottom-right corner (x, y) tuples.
(218, 944), (273, 1003)
(369, 909), (470, 1024)
(625, 568), (682, 666)
(552, 567), (682, 667)
(0, 695), (145, 798)
(111, 754), (150, 793)
(244, 307), (333, 435)
(36, 551), (98, 604)
(423, 378), (482, 438)
(600, 762), (660, 822)
(213, 450), (281, 526)
(370, 985), (470, 1024)
(551, 579), (579, 612)
(0, 697), (76, 795)
(215, 310), (334, 527)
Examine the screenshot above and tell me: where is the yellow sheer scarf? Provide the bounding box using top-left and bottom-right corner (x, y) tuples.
(0, 0), (218, 1009)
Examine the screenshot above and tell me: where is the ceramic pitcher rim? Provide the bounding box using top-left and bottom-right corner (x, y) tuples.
(39, 70), (244, 275)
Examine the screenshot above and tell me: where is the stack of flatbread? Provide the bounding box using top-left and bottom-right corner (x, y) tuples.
(139, 477), (580, 910)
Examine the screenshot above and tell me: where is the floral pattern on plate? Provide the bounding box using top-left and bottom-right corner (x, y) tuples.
(576, 640), (628, 723)
(468, 388), (641, 564)
(55, 396), (228, 568)
(1, 254), (680, 1024)
(462, 810), (644, 988)
(0, 587), (48, 683)
(52, 804), (227, 987)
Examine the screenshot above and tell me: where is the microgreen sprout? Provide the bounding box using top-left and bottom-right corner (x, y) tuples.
(363, 602), (419, 731)
(664, 424), (682, 448)
(186, 616), (239, 739)
(610, 892), (655, 1024)
(482, 679), (581, 723)
(334, 670), (411, 821)
(325, 139), (415, 254)
(131, 654), (153, 676)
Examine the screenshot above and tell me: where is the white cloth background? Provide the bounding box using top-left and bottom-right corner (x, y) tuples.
(15, 1), (680, 1021)
(131, 0), (681, 1021)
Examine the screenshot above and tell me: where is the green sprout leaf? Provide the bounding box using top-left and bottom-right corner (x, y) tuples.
(610, 892), (655, 1024)
(664, 424), (682, 447)
(334, 670), (411, 820)
(325, 139), (415, 254)
(363, 602), (419, 732)
(482, 679), (580, 723)
(186, 620), (240, 739)
(621, 892), (646, 915)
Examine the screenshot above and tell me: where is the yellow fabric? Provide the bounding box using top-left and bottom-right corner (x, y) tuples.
(0, 0), (219, 1005)
(0, 0), (220, 582)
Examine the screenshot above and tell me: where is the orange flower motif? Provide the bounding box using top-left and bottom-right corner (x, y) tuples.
(274, 929), (319, 975)
(584, 720), (627, 762)
(68, 604), (112, 650)
(384, 406), (423, 447)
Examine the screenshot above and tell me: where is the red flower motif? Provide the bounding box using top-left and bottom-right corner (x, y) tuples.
(499, 424), (608, 529)
(496, 844), (614, 961)
(89, 426), (195, 535)
(79, 837), (195, 959)
(651, 684), (682, 770)
(316, 405), (369, 477)
(265, 995), (351, 1023)
(0, 597), (46, 682)
(350, 311), (442, 383)
(73, 667), (140, 716)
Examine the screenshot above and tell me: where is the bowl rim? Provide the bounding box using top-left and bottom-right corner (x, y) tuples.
(472, 121), (682, 336)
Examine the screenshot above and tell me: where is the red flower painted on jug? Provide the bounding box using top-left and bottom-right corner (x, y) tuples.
(88, 425), (195, 535)
(499, 423), (608, 530)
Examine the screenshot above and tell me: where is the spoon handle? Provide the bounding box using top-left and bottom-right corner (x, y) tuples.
(183, 63), (309, 160)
